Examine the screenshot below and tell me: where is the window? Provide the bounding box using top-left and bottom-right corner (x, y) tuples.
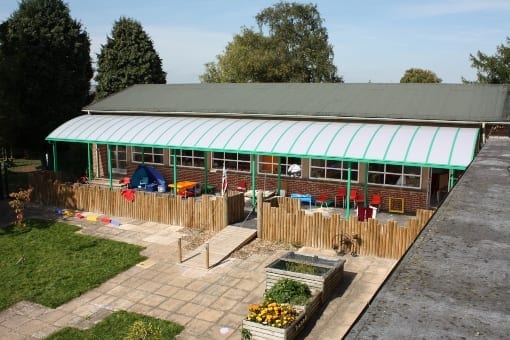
(171, 149), (205, 168)
(212, 152), (250, 172)
(132, 147), (164, 165)
(368, 163), (421, 188)
(309, 159), (358, 182)
(111, 145), (127, 169)
(258, 155), (303, 177)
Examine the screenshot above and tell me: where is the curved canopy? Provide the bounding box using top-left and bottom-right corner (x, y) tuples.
(46, 114), (479, 169)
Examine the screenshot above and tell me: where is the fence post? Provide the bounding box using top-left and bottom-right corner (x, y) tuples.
(177, 238), (182, 263)
(256, 190), (263, 238)
(205, 243), (209, 269)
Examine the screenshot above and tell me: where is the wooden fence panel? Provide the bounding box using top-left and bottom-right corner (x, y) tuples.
(28, 173), (244, 231)
(261, 198), (434, 260)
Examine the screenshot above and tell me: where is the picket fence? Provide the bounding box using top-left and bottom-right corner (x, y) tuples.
(28, 173), (245, 231)
(261, 197), (434, 259)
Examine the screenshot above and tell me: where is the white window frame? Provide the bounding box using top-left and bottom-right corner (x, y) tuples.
(111, 145), (127, 174)
(309, 159), (359, 182)
(132, 146), (164, 165)
(258, 155), (303, 178)
(170, 149), (205, 168)
(211, 152), (250, 172)
(368, 163), (422, 188)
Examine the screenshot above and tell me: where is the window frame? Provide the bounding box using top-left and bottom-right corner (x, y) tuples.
(131, 146), (164, 165)
(367, 163), (422, 188)
(257, 155), (303, 178)
(170, 149), (205, 168)
(211, 152), (251, 172)
(309, 159), (359, 182)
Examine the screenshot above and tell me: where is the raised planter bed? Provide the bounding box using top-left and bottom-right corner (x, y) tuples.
(241, 291), (322, 340)
(265, 252), (345, 303)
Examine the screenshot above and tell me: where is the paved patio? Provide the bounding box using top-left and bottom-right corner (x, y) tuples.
(0, 204), (397, 339)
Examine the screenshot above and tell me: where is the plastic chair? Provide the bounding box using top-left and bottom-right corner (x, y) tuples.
(315, 193), (331, 208)
(139, 176), (149, 189)
(356, 192), (365, 207)
(370, 193), (382, 208)
(236, 181), (247, 192)
(335, 187), (346, 208)
(348, 189), (357, 208)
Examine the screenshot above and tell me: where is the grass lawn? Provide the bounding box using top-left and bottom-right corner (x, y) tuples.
(47, 310), (184, 339)
(0, 219), (146, 310)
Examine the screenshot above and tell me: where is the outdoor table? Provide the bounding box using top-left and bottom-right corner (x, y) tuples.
(290, 193), (312, 209)
(168, 181), (198, 194)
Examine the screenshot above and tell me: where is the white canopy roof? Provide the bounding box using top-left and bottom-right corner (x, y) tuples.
(47, 115), (479, 169)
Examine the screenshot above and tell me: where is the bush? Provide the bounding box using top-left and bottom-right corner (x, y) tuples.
(264, 279), (311, 306)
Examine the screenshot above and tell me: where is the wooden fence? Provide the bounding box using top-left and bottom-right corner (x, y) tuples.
(28, 173), (245, 231)
(261, 197), (434, 259)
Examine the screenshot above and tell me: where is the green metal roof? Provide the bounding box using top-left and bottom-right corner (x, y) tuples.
(84, 83), (510, 122)
(47, 115), (479, 170)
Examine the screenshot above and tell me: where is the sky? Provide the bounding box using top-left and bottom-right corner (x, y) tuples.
(0, 0), (509, 84)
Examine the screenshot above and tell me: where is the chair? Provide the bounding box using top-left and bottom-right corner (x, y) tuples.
(348, 189), (357, 208)
(370, 193), (382, 208)
(356, 192), (365, 207)
(236, 181), (247, 192)
(315, 193), (331, 208)
(334, 187), (346, 208)
(139, 176), (149, 189)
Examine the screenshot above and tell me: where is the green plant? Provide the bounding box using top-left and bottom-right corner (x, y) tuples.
(284, 261), (316, 275)
(47, 311), (183, 339)
(246, 300), (298, 328)
(125, 320), (163, 340)
(264, 279), (311, 306)
(240, 327), (252, 339)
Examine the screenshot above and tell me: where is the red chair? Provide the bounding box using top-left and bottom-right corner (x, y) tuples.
(315, 193), (331, 208)
(236, 181), (247, 192)
(348, 189), (357, 208)
(356, 192), (365, 207)
(370, 193), (382, 208)
(335, 187), (346, 208)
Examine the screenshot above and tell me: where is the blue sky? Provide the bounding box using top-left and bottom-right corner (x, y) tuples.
(1, 0), (509, 83)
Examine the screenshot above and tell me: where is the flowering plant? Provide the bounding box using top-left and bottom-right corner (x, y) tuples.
(246, 299), (298, 328)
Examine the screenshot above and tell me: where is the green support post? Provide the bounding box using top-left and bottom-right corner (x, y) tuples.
(107, 145), (113, 189)
(52, 142), (58, 172)
(364, 163), (369, 207)
(277, 156), (281, 195)
(87, 143), (92, 180)
(449, 169), (455, 190)
(251, 156), (256, 207)
(203, 152), (208, 193)
(346, 162), (352, 220)
(173, 151), (177, 195)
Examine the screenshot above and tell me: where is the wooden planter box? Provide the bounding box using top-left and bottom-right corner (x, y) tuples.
(265, 252), (345, 303)
(241, 291), (322, 340)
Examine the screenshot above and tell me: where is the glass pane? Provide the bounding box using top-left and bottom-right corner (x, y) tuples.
(311, 159), (325, 167)
(386, 164), (402, 174)
(369, 163), (384, 172)
(404, 166), (421, 175)
(326, 168), (342, 180)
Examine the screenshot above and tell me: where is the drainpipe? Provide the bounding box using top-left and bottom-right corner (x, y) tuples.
(482, 122), (486, 144)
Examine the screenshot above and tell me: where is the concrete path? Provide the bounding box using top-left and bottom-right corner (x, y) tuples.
(0, 204), (397, 339)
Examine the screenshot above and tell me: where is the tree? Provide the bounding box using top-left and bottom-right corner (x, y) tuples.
(400, 68), (442, 83)
(95, 17), (166, 99)
(200, 2), (341, 83)
(0, 0), (92, 153)
(466, 37), (510, 84)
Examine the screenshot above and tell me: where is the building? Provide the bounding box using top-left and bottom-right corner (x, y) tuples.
(46, 83), (510, 214)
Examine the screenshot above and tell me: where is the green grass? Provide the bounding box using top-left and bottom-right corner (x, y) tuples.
(47, 310), (184, 340)
(0, 219), (146, 310)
